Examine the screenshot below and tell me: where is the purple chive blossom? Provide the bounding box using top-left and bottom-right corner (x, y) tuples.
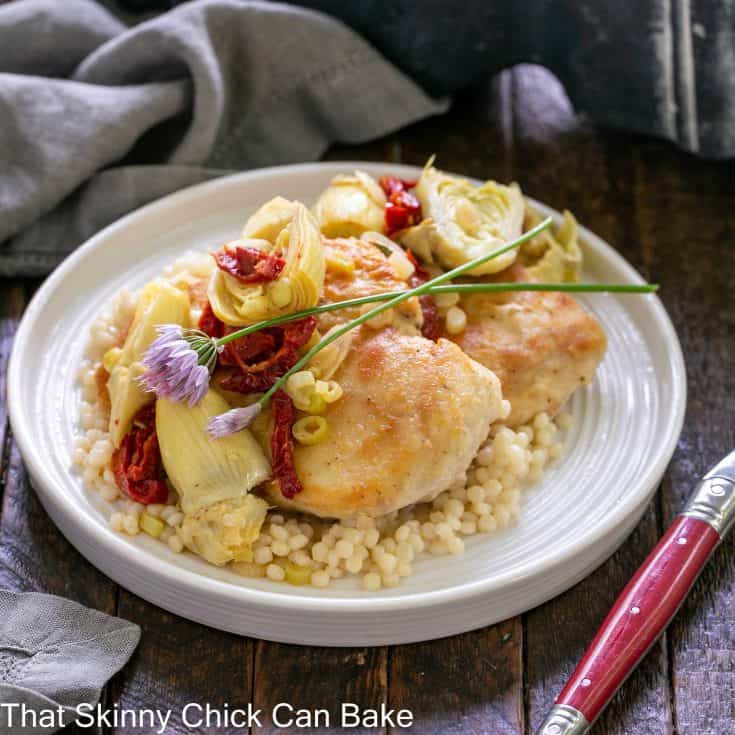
(138, 325), (218, 407)
(207, 403), (263, 439)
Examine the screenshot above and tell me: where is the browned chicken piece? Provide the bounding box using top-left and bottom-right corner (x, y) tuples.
(262, 326), (507, 519)
(319, 237), (422, 334)
(447, 263), (607, 426)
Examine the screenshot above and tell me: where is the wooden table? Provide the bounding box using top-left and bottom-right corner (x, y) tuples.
(1, 65), (733, 734)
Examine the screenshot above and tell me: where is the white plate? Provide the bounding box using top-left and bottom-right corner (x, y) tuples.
(8, 163), (686, 646)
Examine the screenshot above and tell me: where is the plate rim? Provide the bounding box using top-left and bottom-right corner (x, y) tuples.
(8, 161), (686, 618)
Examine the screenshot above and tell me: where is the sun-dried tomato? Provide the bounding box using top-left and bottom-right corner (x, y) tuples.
(379, 176), (422, 236)
(405, 251), (441, 341)
(198, 301), (224, 339)
(218, 316), (317, 393)
(212, 244), (285, 284)
(271, 389), (302, 499)
(112, 404), (168, 505)
(199, 302), (317, 392)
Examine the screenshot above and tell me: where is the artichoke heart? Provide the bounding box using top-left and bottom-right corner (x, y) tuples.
(313, 170), (386, 238)
(106, 279), (191, 447)
(399, 165), (525, 276)
(156, 389), (271, 515)
(208, 198), (325, 326)
(520, 207), (581, 283)
(179, 495), (268, 566)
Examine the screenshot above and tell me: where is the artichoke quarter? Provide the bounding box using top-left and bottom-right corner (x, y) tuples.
(520, 206), (582, 283)
(399, 165), (525, 276)
(156, 389), (271, 565)
(313, 170), (386, 238)
(106, 279), (191, 447)
(208, 198), (325, 326)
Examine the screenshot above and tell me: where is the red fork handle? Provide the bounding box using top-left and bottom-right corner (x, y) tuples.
(556, 514), (719, 723)
(535, 454), (735, 735)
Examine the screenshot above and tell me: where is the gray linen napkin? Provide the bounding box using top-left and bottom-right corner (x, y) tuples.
(0, 591), (141, 734)
(0, 0), (446, 276)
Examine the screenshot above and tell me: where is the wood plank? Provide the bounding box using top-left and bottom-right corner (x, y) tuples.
(252, 643), (388, 734)
(512, 65), (673, 734)
(389, 620), (523, 735)
(633, 142), (735, 734)
(0, 281), (117, 612)
(385, 73), (526, 735)
(0, 283), (24, 479)
(110, 593), (254, 735)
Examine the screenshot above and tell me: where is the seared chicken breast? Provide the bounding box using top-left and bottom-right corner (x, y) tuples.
(319, 236), (422, 334)
(448, 264), (607, 426)
(264, 327), (507, 518)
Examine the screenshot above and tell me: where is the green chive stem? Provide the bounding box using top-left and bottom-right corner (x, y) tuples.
(214, 279), (659, 348)
(258, 217), (554, 404)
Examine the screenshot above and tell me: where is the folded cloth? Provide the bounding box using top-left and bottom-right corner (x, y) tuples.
(0, 591), (141, 734)
(0, 0), (447, 276)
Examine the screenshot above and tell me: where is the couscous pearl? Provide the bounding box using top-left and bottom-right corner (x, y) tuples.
(378, 553), (398, 575)
(270, 524), (288, 541)
(363, 572), (381, 591)
(266, 564), (285, 582)
(364, 529), (380, 548)
(395, 525), (410, 542)
(311, 541), (329, 562)
(467, 485), (485, 504)
(397, 542), (414, 563)
(536, 429), (553, 447)
(345, 555), (363, 574)
(435, 522), (452, 539)
(272, 540), (290, 557)
(254, 547), (273, 565)
(444, 306), (467, 335)
(382, 573), (400, 588)
(473, 502), (491, 516)
(311, 570), (330, 588)
(335, 539), (354, 559)
(291, 550), (311, 567)
(410, 535), (425, 553)
(478, 515), (497, 533)
(123, 516), (139, 535)
(447, 536), (464, 555)
(289, 533), (309, 550)
(496, 507), (511, 526)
